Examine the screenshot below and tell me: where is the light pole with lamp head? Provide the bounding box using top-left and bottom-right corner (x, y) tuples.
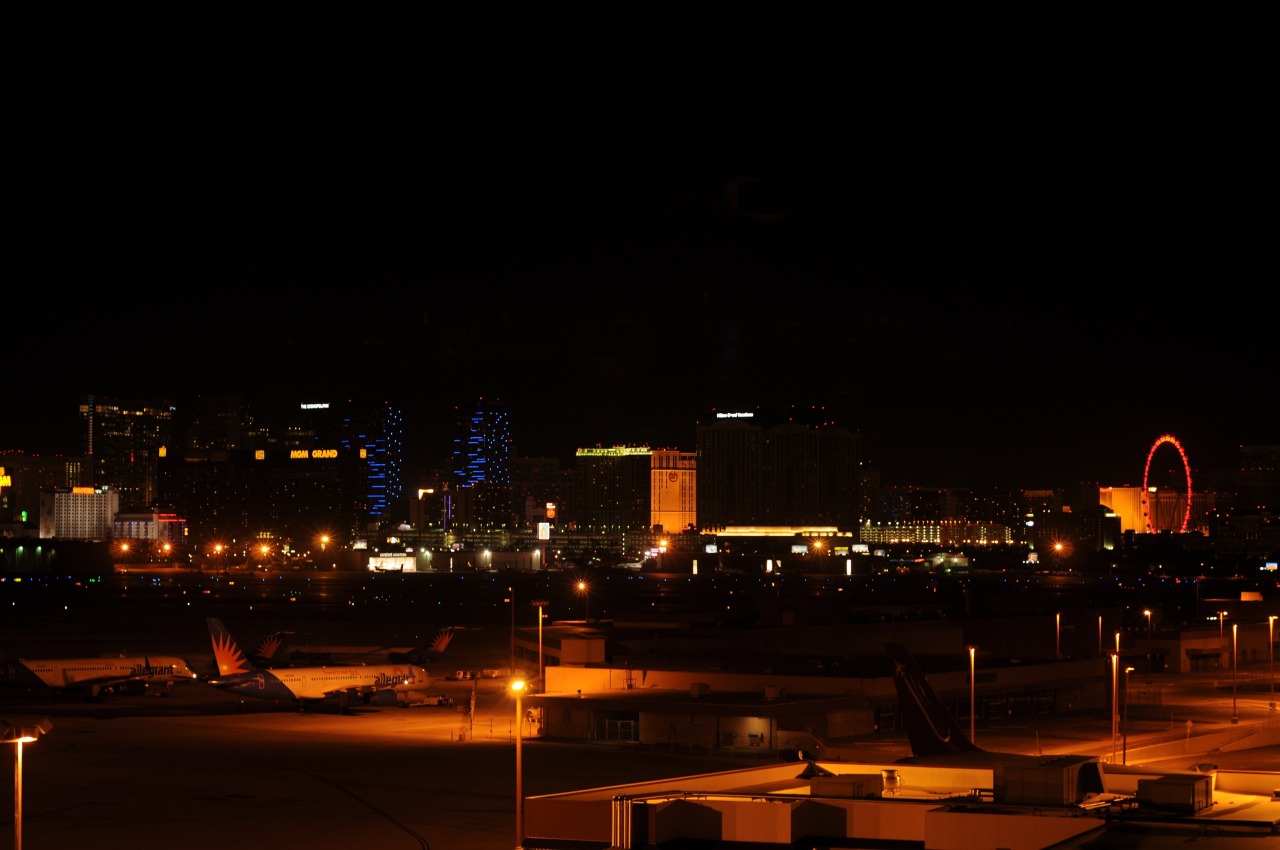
(1110, 653), (1119, 763)
(1232, 623), (1239, 724)
(3, 717), (52, 850)
(511, 679), (526, 849)
(1122, 666), (1135, 765)
(966, 645), (977, 744)
(577, 580), (589, 622)
(1270, 615), (1277, 712)
(532, 597), (548, 691)
(1144, 609), (1153, 671)
(507, 586), (516, 671)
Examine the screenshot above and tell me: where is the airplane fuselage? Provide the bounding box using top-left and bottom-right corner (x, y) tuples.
(0, 655), (197, 693)
(209, 663), (430, 703)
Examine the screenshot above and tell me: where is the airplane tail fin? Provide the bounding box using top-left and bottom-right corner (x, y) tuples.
(251, 630), (293, 667)
(426, 626), (458, 658)
(392, 626), (460, 664)
(207, 617), (255, 677)
(886, 643), (982, 758)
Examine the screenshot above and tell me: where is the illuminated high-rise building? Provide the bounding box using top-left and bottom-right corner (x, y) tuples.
(696, 411), (764, 530)
(451, 398), (511, 486)
(650, 449), (696, 534)
(574, 446), (653, 534)
(338, 400), (404, 527)
(38, 485), (119, 540)
(0, 450), (90, 530)
(448, 398), (513, 530)
(79, 395), (175, 512)
(696, 405), (860, 532)
(158, 396), (405, 546)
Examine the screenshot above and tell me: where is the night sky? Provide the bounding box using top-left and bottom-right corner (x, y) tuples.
(7, 16), (1272, 489)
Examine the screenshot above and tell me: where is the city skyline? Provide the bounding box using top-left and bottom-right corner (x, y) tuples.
(8, 19), (1271, 490)
(0, 389), (1264, 495)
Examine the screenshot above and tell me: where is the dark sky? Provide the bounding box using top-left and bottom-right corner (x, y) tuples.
(7, 16), (1273, 488)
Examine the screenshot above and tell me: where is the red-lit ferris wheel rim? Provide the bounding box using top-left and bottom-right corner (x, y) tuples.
(1141, 434), (1193, 533)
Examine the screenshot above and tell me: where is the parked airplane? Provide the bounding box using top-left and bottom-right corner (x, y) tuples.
(388, 626), (460, 665)
(204, 617), (432, 711)
(881, 642), (1106, 799)
(256, 625), (460, 668)
(801, 644), (1103, 777)
(0, 653), (198, 698)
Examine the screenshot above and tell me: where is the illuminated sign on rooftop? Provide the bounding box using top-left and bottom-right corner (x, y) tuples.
(575, 446), (652, 457)
(300, 403), (330, 410)
(290, 449), (339, 459)
(715, 411), (754, 419)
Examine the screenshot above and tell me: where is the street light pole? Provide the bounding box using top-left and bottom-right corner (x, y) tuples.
(1232, 623), (1239, 724)
(967, 645), (977, 744)
(1110, 653), (1119, 763)
(1270, 615), (1277, 712)
(508, 586), (516, 672)
(1144, 609), (1153, 672)
(1122, 666), (1135, 765)
(3, 718), (52, 850)
(1055, 613), (1060, 660)
(512, 679), (526, 849)
(526, 597), (548, 691)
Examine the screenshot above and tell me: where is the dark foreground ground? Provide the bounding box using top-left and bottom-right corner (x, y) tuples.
(6, 569), (1280, 849)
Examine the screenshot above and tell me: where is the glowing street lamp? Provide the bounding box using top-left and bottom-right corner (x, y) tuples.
(1270, 615), (1277, 712)
(3, 718), (52, 850)
(577, 580), (590, 622)
(512, 679), (527, 849)
(1232, 623), (1239, 724)
(535, 599), (547, 691)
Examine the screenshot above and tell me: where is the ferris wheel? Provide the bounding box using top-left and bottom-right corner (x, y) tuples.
(1141, 434), (1193, 533)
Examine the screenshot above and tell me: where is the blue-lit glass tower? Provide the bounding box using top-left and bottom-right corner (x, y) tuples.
(451, 398), (511, 486)
(342, 400), (404, 526)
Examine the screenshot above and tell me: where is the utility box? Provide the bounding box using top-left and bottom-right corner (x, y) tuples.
(1001, 758), (1095, 806)
(811, 774), (882, 798)
(1136, 774), (1213, 815)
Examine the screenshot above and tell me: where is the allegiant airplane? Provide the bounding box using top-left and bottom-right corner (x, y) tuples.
(0, 652), (198, 698)
(204, 617), (432, 711)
